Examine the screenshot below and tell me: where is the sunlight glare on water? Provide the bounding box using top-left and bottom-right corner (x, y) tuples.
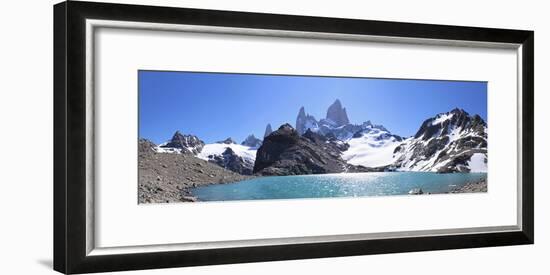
(191, 172), (487, 202)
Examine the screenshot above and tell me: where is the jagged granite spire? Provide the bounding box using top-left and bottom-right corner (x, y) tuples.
(296, 106), (307, 134)
(325, 99), (350, 126)
(295, 106), (319, 135)
(264, 123), (273, 138)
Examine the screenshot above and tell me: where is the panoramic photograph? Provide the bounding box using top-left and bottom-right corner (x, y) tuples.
(138, 71), (488, 203)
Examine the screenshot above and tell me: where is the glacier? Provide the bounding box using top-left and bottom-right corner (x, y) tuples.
(197, 143), (257, 164)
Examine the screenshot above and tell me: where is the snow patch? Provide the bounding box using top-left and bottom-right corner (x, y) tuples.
(154, 147), (183, 154)
(468, 153), (487, 172)
(431, 113), (454, 125)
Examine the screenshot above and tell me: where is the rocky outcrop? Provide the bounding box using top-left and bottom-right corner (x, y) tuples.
(253, 124), (370, 176)
(241, 134), (262, 148)
(393, 108), (487, 172)
(160, 131), (204, 155)
(264, 123), (273, 138)
(206, 147), (254, 175)
(139, 138), (157, 154)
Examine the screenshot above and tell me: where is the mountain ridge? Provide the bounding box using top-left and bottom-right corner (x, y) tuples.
(147, 100), (487, 175)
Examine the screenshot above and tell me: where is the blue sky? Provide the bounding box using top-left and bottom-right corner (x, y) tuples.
(139, 71), (487, 144)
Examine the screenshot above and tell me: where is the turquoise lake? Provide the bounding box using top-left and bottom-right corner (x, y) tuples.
(191, 172), (487, 202)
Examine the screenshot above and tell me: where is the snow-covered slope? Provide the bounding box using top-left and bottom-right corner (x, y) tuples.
(197, 143), (257, 164)
(151, 131), (258, 175)
(342, 124), (403, 167)
(341, 108), (487, 173)
(197, 143), (258, 175)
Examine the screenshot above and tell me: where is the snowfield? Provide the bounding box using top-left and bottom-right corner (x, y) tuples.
(343, 109), (487, 173)
(341, 126), (402, 168)
(197, 143), (257, 163)
(343, 134), (401, 167)
(153, 141), (258, 165)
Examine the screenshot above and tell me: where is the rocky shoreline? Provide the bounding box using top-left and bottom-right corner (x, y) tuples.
(449, 178), (487, 193)
(408, 178), (487, 195)
(138, 139), (253, 204)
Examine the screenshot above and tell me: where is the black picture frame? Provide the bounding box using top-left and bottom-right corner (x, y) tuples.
(54, 1), (534, 274)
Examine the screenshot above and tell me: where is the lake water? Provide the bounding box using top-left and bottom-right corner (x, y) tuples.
(191, 172), (487, 202)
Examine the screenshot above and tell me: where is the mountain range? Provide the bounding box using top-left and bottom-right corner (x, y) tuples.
(144, 99), (487, 175)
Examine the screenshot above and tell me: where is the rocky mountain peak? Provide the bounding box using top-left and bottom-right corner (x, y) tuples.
(264, 123), (273, 138)
(325, 99), (350, 126)
(241, 134), (262, 148)
(414, 108), (486, 141)
(298, 106), (306, 117)
(292, 100), (395, 140)
(253, 123), (368, 175)
(256, 124), (301, 152)
(450, 107), (466, 115)
(392, 108), (487, 172)
(277, 123), (298, 135)
(362, 120), (373, 127)
(217, 137), (236, 144)
(161, 131), (205, 155)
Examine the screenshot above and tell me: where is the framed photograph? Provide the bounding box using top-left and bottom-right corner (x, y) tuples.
(54, 1), (534, 273)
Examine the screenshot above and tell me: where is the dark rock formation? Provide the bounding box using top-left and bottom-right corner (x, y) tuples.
(241, 134), (262, 148)
(253, 124), (370, 176)
(160, 131), (204, 155)
(207, 147), (254, 175)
